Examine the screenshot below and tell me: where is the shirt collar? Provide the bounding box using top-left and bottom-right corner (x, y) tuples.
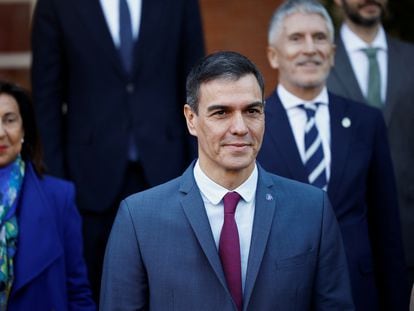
(341, 23), (387, 52)
(277, 84), (329, 110)
(193, 159), (258, 205)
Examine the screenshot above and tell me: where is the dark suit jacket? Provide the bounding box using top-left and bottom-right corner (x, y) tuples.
(100, 163), (354, 310)
(31, 0), (205, 213)
(258, 91), (408, 310)
(327, 35), (414, 279)
(8, 163), (95, 310)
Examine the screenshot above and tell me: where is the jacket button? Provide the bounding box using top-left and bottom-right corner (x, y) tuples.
(126, 83), (134, 93)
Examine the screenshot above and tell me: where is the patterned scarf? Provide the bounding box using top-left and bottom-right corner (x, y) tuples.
(0, 155), (24, 310)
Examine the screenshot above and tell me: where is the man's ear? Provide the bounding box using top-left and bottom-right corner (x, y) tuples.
(184, 104), (197, 137)
(267, 45), (279, 69)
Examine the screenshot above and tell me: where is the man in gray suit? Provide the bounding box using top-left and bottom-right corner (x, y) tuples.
(327, 0), (414, 285)
(100, 51), (354, 310)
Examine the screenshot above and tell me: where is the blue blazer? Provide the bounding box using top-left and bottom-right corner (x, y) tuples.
(8, 163), (95, 310)
(257, 91), (408, 310)
(100, 163), (354, 310)
(31, 0), (205, 213)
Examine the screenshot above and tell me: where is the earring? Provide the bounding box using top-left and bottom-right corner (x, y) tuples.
(21, 137), (24, 143)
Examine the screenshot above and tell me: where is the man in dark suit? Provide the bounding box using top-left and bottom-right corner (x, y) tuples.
(100, 51), (354, 310)
(30, 0), (204, 301)
(258, 0), (408, 310)
(327, 0), (414, 286)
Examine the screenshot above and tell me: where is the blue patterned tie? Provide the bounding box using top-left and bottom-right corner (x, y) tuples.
(300, 103), (327, 190)
(119, 0), (133, 73)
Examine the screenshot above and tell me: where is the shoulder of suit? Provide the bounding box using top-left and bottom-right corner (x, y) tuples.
(260, 166), (324, 196)
(328, 91), (382, 115)
(124, 175), (183, 204)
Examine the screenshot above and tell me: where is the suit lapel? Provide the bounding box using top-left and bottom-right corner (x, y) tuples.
(243, 167), (276, 310)
(74, 0), (125, 78)
(178, 166), (229, 297)
(11, 164), (63, 296)
(327, 93), (352, 201)
(332, 38), (366, 103)
(265, 92), (308, 183)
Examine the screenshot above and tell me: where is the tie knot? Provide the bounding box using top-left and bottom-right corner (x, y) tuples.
(362, 47), (379, 59)
(299, 103), (320, 119)
(223, 192), (241, 214)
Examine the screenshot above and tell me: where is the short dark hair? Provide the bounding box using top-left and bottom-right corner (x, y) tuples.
(186, 51), (265, 113)
(0, 80), (45, 175)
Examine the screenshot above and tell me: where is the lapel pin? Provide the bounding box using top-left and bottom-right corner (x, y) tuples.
(266, 193), (273, 201)
(341, 117), (351, 128)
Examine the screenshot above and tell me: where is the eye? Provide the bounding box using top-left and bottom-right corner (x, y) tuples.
(314, 33), (328, 42)
(210, 109), (228, 117)
(4, 115), (17, 124)
(247, 108), (260, 114)
(289, 34), (302, 42)
(245, 106), (263, 117)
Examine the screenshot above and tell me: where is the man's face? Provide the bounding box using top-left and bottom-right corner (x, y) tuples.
(336, 0), (387, 27)
(184, 74), (264, 181)
(267, 13), (335, 97)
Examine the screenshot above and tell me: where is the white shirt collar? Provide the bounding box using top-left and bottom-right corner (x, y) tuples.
(193, 160), (258, 205)
(277, 84), (329, 110)
(341, 23), (387, 52)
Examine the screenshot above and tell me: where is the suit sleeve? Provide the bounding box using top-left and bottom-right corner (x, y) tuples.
(62, 183), (96, 310)
(366, 111), (410, 309)
(313, 193), (355, 310)
(31, 0), (67, 177)
(100, 200), (148, 311)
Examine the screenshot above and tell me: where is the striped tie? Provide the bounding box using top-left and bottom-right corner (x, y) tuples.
(300, 103), (327, 190)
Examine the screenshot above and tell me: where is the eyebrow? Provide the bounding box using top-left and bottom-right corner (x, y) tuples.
(206, 101), (264, 112)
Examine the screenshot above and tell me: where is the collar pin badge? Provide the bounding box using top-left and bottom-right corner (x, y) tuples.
(342, 117), (351, 128)
(266, 193), (273, 201)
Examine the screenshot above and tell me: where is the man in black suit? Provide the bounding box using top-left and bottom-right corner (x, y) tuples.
(327, 0), (414, 287)
(258, 0), (408, 309)
(30, 0), (204, 302)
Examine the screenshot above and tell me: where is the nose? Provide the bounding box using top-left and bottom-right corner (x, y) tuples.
(230, 112), (248, 135)
(0, 121), (5, 137)
(304, 36), (316, 54)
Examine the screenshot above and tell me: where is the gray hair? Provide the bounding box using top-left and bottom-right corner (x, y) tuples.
(268, 0), (334, 45)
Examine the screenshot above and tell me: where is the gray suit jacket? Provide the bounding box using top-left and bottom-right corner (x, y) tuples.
(100, 163), (354, 310)
(327, 34), (414, 275)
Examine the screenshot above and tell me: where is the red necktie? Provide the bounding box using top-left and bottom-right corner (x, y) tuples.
(219, 191), (242, 311)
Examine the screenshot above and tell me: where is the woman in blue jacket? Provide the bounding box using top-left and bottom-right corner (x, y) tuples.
(0, 81), (95, 310)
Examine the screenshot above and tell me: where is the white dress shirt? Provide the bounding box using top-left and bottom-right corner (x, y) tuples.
(193, 160), (257, 291)
(99, 0), (142, 47)
(340, 24), (388, 103)
(277, 85), (331, 182)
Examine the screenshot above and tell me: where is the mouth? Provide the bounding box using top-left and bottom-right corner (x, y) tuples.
(223, 143), (252, 152)
(0, 145), (8, 152)
(297, 59), (322, 67)
(359, 1), (382, 9)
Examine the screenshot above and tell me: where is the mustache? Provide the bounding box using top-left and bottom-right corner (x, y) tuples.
(359, 0), (384, 9)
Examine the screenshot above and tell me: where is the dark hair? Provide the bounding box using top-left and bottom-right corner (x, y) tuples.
(0, 80), (45, 175)
(186, 51), (265, 114)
